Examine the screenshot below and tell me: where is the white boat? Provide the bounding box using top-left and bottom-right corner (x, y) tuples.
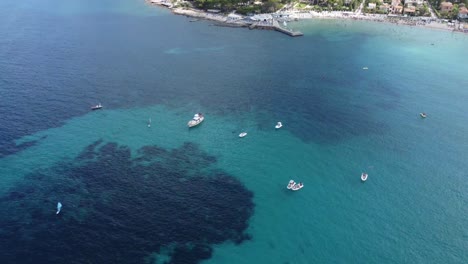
(275, 122), (283, 129)
(283, 21), (287, 27)
(239, 132), (247, 138)
(420, 112), (427, 118)
(287, 180), (296, 189)
(187, 113), (204, 127)
(56, 202), (62, 215)
(361, 173), (368, 182)
(362, 67), (368, 70)
(148, 118), (151, 127)
(291, 182), (304, 191)
(91, 103), (102, 110)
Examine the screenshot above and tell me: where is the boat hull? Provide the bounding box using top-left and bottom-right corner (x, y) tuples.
(361, 173), (368, 182)
(291, 183), (303, 191)
(188, 116), (204, 127)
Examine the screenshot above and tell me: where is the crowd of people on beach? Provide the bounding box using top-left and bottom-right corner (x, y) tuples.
(148, 0), (467, 34)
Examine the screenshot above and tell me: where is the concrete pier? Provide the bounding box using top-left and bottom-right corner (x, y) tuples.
(272, 20), (303, 37)
(249, 20), (303, 37)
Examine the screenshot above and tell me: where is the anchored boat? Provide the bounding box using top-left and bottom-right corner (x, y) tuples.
(91, 103), (102, 110)
(275, 122), (283, 129)
(188, 113), (204, 127)
(239, 132), (247, 138)
(420, 112), (427, 118)
(291, 182), (304, 191)
(361, 173), (368, 182)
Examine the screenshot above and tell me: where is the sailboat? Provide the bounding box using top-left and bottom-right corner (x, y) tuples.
(56, 202), (62, 215)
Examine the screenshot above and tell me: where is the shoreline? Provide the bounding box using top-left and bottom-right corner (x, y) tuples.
(147, 1), (467, 36)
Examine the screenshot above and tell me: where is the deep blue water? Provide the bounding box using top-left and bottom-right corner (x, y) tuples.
(1, 0), (468, 263)
(1, 0), (397, 156)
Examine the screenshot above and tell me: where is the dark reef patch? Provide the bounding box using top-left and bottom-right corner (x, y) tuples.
(0, 141), (254, 264)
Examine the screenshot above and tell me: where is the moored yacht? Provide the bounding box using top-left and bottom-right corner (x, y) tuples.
(275, 122), (283, 129)
(420, 112), (427, 118)
(239, 132), (247, 138)
(188, 113), (204, 127)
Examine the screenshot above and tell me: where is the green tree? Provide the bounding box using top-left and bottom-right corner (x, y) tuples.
(261, 0), (281, 12)
(452, 4), (459, 19)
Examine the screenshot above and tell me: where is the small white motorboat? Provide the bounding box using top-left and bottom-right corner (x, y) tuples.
(239, 132), (247, 138)
(188, 113), (204, 127)
(287, 180), (295, 189)
(56, 202), (62, 215)
(148, 118), (151, 128)
(420, 112), (427, 118)
(362, 67), (368, 70)
(361, 173), (368, 182)
(291, 182), (304, 191)
(275, 122), (283, 129)
(91, 103), (102, 110)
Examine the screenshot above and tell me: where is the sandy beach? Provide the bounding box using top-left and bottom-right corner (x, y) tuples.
(148, 1), (467, 35)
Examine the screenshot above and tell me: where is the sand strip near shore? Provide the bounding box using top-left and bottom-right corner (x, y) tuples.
(147, 2), (467, 35)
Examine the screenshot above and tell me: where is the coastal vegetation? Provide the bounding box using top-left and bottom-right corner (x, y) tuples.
(167, 0), (468, 21)
(191, 0), (285, 13)
(429, 0), (468, 19)
(307, 0), (362, 12)
(187, 0), (362, 14)
(362, 0), (430, 16)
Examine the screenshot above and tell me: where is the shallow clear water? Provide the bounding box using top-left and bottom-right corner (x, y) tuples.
(0, 0), (467, 263)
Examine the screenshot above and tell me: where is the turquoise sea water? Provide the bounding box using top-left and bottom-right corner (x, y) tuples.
(0, 0), (467, 263)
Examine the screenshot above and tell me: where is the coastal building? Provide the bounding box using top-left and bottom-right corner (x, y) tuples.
(404, 5), (416, 14)
(368, 3), (376, 9)
(440, 2), (453, 12)
(227, 13), (243, 21)
(250, 14), (273, 21)
(391, 5), (403, 14)
(405, 0), (424, 7)
(390, 0), (403, 14)
(459, 7), (468, 19)
(380, 3), (390, 12)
